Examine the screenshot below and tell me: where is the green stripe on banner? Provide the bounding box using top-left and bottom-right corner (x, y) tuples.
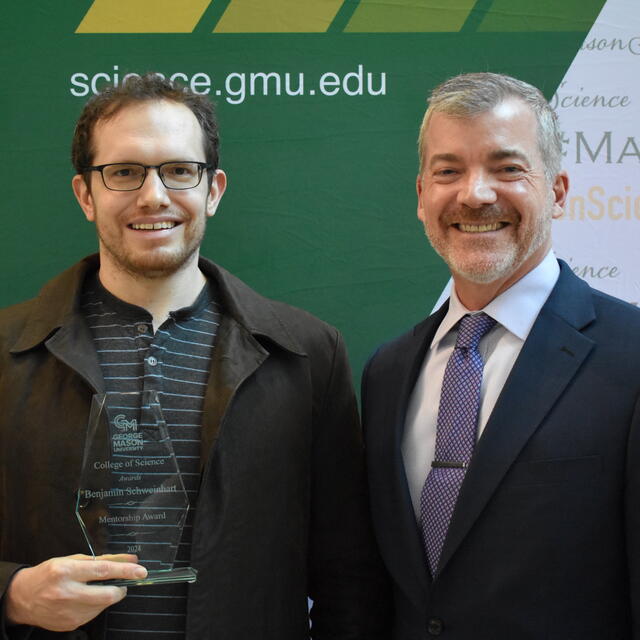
(344, 0), (477, 33)
(478, 0), (606, 31)
(459, 0), (495, 33)
(327, 0), (361, 33)
(192, 0), (232, 34)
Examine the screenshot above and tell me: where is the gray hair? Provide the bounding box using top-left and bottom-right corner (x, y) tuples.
(417, 72), (562, 180)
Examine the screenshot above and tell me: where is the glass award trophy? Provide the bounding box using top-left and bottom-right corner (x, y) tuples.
(76, 391), (197, 586)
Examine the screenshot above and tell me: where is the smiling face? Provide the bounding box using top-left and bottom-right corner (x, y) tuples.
(72, 99), (226, 281)
(417, 98), (567, 306)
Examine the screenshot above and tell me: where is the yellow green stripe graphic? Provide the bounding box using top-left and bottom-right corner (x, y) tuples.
(345, 0), (476, 33)
(214, 0), (345, 33)
(76, 0), (212, 33)
(477, 0), (604, 32)
(75, 0), (605, 34)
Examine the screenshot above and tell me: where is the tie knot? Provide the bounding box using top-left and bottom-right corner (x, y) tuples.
(455, 313), (496, 351)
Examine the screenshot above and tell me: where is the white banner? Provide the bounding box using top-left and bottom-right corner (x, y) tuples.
(553, 0), (640, 306)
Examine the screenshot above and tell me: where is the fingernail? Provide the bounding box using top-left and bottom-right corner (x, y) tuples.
(134, 567), (147, 578)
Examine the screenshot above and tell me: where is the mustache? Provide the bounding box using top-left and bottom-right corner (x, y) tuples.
(442, 204), (519, 225)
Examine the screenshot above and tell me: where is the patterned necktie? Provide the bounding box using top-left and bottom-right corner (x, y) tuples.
(420, 312), (496, 577)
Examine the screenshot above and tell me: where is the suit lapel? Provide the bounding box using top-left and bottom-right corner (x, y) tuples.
(370, 304), (449, 603)
(437, 264), (596, 575)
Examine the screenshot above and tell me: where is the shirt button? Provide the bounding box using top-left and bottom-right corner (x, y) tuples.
(147, 356), (158, 366)
(136, 324), (148, 334)
(427, 617), (444, 636)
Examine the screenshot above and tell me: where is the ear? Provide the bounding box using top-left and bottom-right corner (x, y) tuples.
(72, 174), (96, 222)
(206, 170), (227, 218)
(550, 170), (569, 220)
(416, 173), (426, 223)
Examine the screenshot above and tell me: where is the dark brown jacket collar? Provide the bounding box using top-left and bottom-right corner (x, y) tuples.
(10, 254), (305, 356)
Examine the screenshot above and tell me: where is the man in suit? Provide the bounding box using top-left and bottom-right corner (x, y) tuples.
(362, 71), (640, 639)
(0, 73), (390, 639)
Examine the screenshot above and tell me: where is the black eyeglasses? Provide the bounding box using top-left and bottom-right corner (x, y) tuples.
(84, 161), (212, 191)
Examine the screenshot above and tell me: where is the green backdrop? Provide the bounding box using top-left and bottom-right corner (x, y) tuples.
(0, 0), (605, 378)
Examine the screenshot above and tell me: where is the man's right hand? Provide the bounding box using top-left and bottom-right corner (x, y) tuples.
(5, 554), (147, 632)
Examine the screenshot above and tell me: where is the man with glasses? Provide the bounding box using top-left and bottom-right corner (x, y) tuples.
(0, 74), (389, 639)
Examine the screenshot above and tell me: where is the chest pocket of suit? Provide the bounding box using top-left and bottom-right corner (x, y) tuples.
(504, 455), (601, 487)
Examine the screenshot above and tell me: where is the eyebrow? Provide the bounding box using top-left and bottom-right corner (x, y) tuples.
(488, 148), (530, 163)
(428, 153), (460, 168)
(428, 148), (531, 168)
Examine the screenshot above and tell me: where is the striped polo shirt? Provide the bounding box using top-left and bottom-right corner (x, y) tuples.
(81, 273), (220, 640)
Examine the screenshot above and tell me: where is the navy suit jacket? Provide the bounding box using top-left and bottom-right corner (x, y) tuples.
(362, 261), (640, 639)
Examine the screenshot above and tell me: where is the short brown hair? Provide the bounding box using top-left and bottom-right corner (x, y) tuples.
(418, 72), (562, 180)
(71, 72), (220, 184)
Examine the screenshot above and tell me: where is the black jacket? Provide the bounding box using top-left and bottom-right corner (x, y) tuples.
(363, 262), (640, 639)
(0, 255), (390, 640)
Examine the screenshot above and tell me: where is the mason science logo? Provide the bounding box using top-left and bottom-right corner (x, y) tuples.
(112, 413), (143, 453)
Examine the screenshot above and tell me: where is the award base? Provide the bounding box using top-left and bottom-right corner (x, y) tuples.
(93, 567), (198, 587)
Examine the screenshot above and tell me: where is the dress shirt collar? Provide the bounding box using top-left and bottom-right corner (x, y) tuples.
(431, 251), (560, 349)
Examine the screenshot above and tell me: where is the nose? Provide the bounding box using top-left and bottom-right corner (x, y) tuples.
(136, 168), (170, 209)
(457, 170), (497, 209)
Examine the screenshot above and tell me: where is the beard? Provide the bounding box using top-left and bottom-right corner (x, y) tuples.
(425, 200), (552, 285)
(95, 209), (207, 280)
(98, 239), (201, 280)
